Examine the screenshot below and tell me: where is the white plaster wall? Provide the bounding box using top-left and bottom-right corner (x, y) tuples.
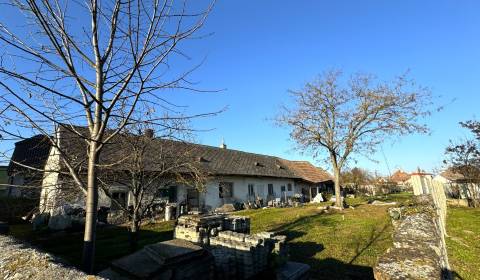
(39, 141), (60, 213)
(411, 174), (434, 195)
(203, 176), (297, 210)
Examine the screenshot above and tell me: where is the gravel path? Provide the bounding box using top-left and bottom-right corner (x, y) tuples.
(0, 234), (101, 279)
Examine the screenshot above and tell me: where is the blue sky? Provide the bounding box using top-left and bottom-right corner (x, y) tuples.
(179, 0), (480, 175)
(1, 1), (480, 175)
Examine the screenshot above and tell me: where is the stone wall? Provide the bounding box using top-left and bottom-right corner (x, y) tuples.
(0, 235), (98, 279)
(373, 195), (451, 280)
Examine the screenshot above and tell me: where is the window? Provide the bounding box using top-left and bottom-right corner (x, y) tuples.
(219, 182), (233, 198)
(111, 191), (127, 210)
(281, 185), (286, 192)
(287, 183), (292, 191)
(155, 186), (177, 203)
(268, 184), (274, 196)
(248, 184), (255, 197)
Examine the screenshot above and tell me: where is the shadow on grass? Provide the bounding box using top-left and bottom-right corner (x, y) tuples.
(349, 222), (391, 265)
(307, 257), (374, 280)
(9, 223), (174, 273)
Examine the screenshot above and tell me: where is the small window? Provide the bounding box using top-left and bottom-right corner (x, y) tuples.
(281, 185), (286, 192)
(287, 184), (292, 191)
(219, 182), (233, 198)
(248, 184), (255, 197)
(268, 184), (274, 195)
(155, 186), (177, 203)
(111, 192), (127, 210)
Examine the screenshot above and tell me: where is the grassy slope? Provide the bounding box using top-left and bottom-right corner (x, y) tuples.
(446, 206), (480, 280)
(236, 195), (408, 280)
(8, 192), (436, 279)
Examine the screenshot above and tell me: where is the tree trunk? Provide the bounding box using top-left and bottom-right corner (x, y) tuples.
(330, 153), (342, 208)
(82, 141), (99, 274)
(130, 195), (140, 251)
(333, 166), (342, 208)
(129, 215), (140, 251)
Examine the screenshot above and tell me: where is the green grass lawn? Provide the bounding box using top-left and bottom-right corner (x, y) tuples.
(12, 192), (479, 280)
(237, 197), (396, 279)
(446, 206), (480, 280)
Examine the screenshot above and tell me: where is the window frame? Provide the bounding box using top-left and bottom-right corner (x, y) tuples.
(248, 184), (255, 197)
(219, 182), (234, 198)
(267, 184), (274, 196)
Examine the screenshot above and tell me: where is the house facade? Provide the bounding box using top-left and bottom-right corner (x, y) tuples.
(433, 169), (480, 200)
(9, 127), (333, 214)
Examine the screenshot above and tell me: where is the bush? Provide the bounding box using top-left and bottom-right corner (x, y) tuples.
(322, 192), (332, 202)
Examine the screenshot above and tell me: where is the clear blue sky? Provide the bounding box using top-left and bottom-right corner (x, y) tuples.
(1, 1), (480, 176)
(180, 0), (480, 175)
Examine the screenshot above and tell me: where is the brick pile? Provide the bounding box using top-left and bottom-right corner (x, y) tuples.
(174, 214), (250, 245)
(209, 230), (288, 279)
(174, 214), (289, 279)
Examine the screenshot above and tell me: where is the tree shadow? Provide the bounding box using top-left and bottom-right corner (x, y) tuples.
(348, 222), (391, 265)
(307, 257), (374, 280)
(9, 223), (174, 273)
(443, 268), (464, 280)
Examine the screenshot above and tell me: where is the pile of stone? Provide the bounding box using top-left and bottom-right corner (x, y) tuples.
(209, 230), (288, 279)
(374, 195), (450, 280)
(30, 204), (86, 231)
(174, 214), (250, 245)
(0, 235), (98, 280)
(99, 239), (214, 280)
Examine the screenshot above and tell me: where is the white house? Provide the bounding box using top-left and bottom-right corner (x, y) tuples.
(8, 126), (333, 214)
(433, 169), (480, 201)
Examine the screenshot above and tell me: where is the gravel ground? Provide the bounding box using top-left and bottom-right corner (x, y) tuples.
(0, 234), (101, 279)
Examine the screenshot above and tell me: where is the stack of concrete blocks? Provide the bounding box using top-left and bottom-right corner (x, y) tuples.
(174, 214), (251, 246)
(223, 215), (250, 233)
(174, 214), (290, 279)
(209, 230), (288, 280)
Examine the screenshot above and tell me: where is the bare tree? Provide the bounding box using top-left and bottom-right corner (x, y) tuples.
(341, 167), (373, 192)
(0, 0), (214, 272)
(98, 121), (208, 249)
(444, 121), (480, 207)
(277, 70), (432, 207)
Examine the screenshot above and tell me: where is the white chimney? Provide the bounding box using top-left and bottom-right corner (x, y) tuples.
(220, 138), (227, 149)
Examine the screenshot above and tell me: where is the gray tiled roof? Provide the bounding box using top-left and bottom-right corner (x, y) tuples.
(9, 126), (332, 183)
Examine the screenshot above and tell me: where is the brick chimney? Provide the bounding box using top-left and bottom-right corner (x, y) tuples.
(144, 128), (154, 138)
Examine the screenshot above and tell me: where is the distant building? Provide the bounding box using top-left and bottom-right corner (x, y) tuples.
(433, 168), (480, 200)
(390, 169), (412, 186)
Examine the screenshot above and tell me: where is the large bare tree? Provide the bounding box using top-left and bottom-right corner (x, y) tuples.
(98, 121), (208, 249)
(0, 0), (214, 272)
(278, 70), (432, 207)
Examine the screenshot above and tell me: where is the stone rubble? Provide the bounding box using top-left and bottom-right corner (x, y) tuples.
(0, 235), (100, 280)
(374, 195), (451, 280)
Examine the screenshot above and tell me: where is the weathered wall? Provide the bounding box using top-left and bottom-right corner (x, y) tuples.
(203, 176), (296, 210)
(374, 195), (451, 280)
